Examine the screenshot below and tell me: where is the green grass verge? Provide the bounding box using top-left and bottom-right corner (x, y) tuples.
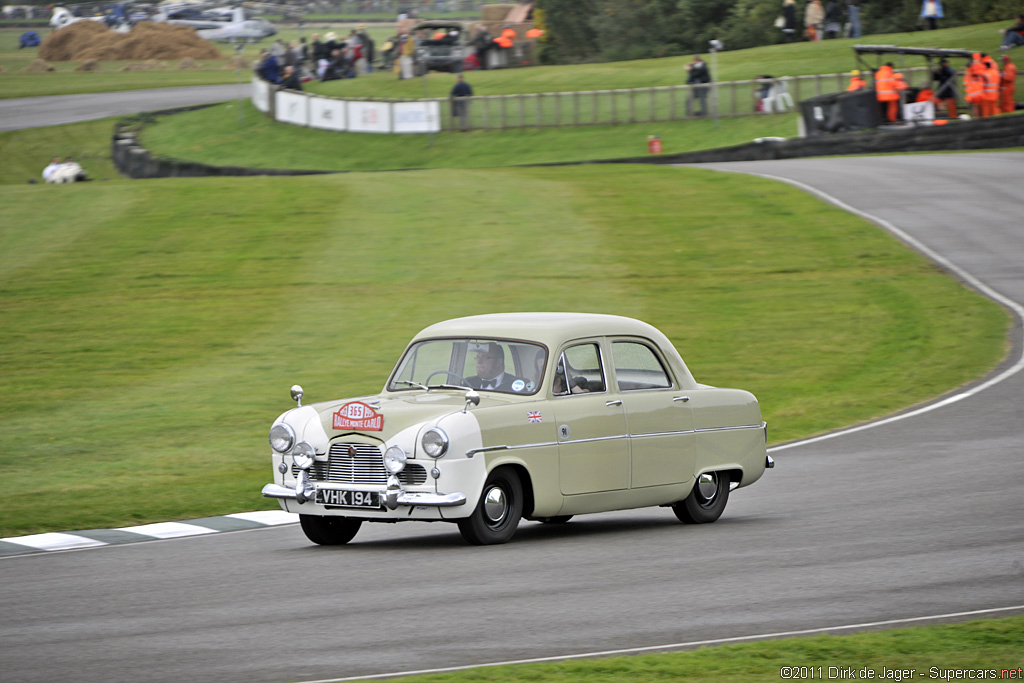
(0, 116), (121, 185)
(0, 22), (1012, 99)
(136, 101), (799, 171)
(0, 164), (1008, 537)
(342, 616), (1024, 682)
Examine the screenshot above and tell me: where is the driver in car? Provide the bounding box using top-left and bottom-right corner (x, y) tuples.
(466, 343), (523, 392)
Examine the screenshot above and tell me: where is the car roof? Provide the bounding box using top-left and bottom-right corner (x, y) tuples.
(413, 312), (666, 347)
(409, 313), (698, 388)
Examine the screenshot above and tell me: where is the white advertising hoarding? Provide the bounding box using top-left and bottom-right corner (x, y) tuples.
(347, 101), (392, 133)
(393, 101), (441, 133)
(276, 91), (309, 126)
(309, 97), (347, 131)
(251, 77), (271, 113)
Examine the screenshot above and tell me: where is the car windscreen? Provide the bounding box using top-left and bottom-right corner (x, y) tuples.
(388, 338), (547, 395)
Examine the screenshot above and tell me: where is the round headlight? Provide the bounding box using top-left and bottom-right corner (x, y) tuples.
(292, 441), (315, 470)
(269, 423), (296, 453)
(383, 446), (407, 474)
(421, 428), (449, 458)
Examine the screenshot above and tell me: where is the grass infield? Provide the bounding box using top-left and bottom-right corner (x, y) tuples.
(0, 164), (1008, 537)
(334, 615), (1024, 682)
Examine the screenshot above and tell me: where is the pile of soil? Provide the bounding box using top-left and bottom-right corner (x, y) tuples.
(76, 59), (100, 71)
(39, 21), (222, 62)
(23, 59), (55, 72)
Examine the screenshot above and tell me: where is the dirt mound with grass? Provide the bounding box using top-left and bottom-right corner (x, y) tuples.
(23, 59), (55, 72)
(39, 21), (222, 62)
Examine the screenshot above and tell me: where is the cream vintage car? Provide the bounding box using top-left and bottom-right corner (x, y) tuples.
(262, 313), (772, 545)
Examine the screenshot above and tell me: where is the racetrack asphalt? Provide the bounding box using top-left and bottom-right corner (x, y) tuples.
(1, 91), (1022, 683)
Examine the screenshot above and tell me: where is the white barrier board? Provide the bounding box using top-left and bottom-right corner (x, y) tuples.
(276, 91), (309, 126)
(903, 100), (935, 123)
(348, 101), (392, 133)
(309, 97), (347, 131)
(393, 101), (441, 133)
(251, 77), (271, 113)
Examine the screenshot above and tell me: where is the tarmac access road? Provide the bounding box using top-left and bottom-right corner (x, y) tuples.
(0, 140), (1022, 682)
(0, 83), (250, 132)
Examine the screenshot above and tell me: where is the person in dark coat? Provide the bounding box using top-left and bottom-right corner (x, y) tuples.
(782, 0), (799, 42)
(279, 65), (302, 91)
(824, 1), (844, 39)
(450, 73), (473, 130)
(685, 55), (711, 116)
(256, 49), (281, 84)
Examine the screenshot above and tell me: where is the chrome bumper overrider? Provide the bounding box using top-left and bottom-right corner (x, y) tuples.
(261, 473), (466, 509)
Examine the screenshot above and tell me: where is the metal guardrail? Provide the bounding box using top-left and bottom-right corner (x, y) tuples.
(260, 65), (1022, 133)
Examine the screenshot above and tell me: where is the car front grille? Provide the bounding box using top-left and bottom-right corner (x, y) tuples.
(292, 442), (428, 486)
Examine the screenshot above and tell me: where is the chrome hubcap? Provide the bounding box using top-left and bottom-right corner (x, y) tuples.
(483, 486), (508, 524)
(696, 472), (719, 503)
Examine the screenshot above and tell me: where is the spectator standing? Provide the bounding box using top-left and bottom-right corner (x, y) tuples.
(256, 48), (281, 84)
(999, 15), (1024, 51)
(685, 55), (711, 117)
(357, 24), (374, 73)
(311, 33), (326, 63)
(399, 30), (415, 79)
(472, 24), (493, 69)
(804, 0), (824, 41)
(1001, 55), (1017, 113)
(932, 58), (958, 118)
(846, 0), (862, 39)
(823, 1), (843, 39)
(920, 0), (942, 31)
(450, 73), (473, 130)
(781, 0), (798, 43)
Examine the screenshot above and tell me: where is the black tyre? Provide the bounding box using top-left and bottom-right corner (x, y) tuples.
(299, 514), (362, 545)
(457, 469), (523, 545)
(673, 471), (730, 524)
(538, 516), (573, 525)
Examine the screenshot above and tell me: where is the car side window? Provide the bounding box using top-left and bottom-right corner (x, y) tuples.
(612, 341), (673, 391)
(554, 343), (606, 395)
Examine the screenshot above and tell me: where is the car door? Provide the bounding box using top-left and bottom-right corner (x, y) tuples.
(552, 341), (630, 495)
(611, 339), (696, 489)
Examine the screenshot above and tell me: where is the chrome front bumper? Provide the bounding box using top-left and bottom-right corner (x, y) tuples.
(261, 474), (466, 509)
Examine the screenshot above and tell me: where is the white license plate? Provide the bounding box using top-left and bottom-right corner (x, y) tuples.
(316, 489), (380, 509)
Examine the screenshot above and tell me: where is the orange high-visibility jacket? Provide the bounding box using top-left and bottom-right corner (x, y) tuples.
(847, 76), (866, 91)
(983, 61), (1001, 101)
(875, 66), (898, 101)
(1001, 61), (1017, 90)
(965, 72), (984, 103)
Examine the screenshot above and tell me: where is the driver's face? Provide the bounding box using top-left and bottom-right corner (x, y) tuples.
(475, 352), (502, 378)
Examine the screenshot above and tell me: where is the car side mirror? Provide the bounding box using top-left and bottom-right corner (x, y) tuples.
(290, 384), (304, 407)
(463, 389), (480, 412)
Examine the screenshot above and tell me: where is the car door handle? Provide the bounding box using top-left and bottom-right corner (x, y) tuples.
(605, 400), (623, 407)
(673, 396), (691, 403)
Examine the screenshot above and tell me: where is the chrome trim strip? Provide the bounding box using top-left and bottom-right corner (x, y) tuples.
(462, 423), (764, 457)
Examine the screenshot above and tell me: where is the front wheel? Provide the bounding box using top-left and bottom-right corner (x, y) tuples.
(673, 471), (730, 524)
(299, 515), (362, 545)
(457, 469), (523, 545)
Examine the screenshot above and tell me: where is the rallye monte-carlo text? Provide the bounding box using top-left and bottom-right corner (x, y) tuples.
(262, 313), (773, 545)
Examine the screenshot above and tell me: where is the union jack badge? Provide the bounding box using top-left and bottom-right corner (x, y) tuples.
(527, 411), (542, 423)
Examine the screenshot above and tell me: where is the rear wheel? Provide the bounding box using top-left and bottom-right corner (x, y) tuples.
(458, 469), (523, 545)
(299, 515), (362, 545)
(673, 471), (730, 524)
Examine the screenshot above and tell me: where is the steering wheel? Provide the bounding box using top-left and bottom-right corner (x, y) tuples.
(425, 370), (468, 386)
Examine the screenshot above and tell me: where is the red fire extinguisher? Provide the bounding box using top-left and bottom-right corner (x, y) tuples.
(647, 135), (662, 154)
